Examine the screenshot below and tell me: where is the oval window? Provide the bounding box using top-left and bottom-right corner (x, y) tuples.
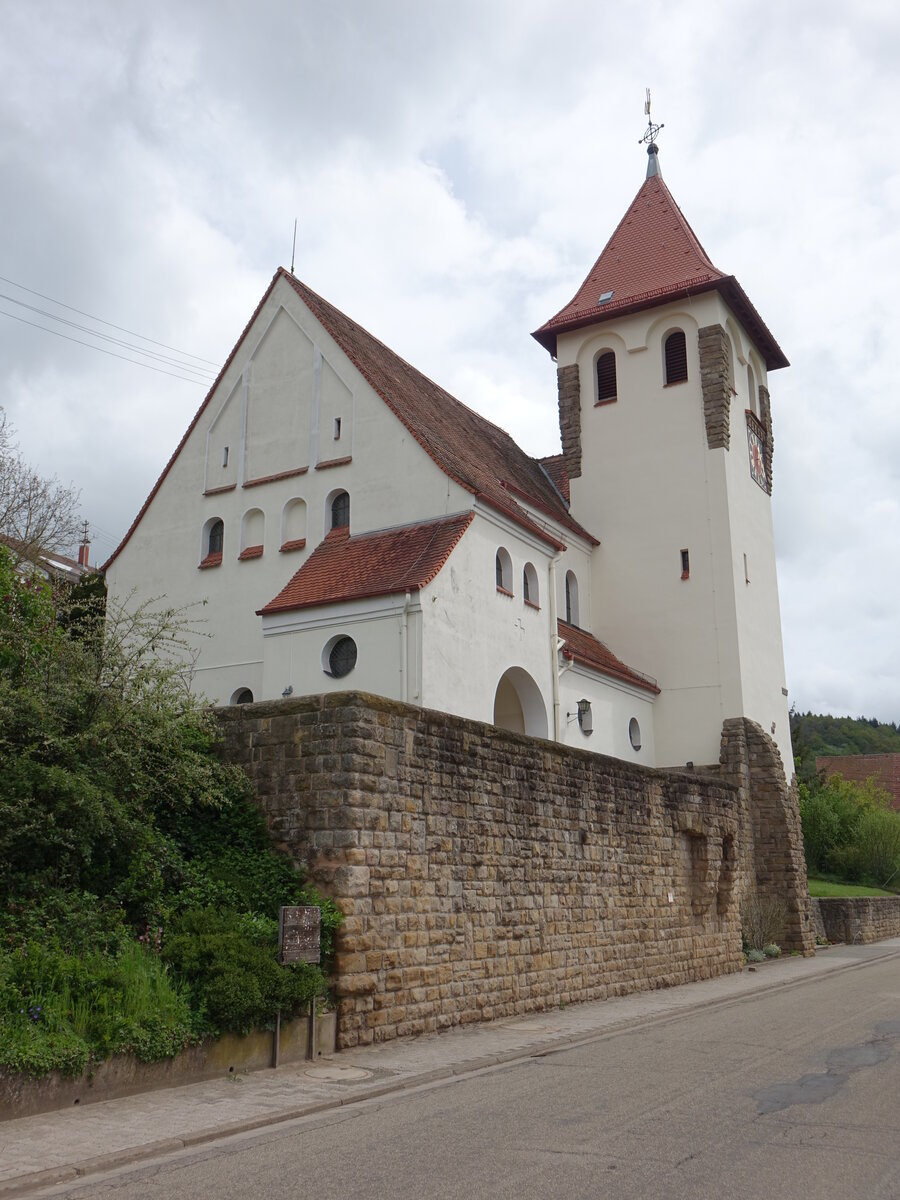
(629, 717), (642, 751)
(327, 636), (357, 678)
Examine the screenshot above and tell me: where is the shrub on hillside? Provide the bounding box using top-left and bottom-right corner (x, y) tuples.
(0, 546), (340, 1077)
(799, 772), (900, 888)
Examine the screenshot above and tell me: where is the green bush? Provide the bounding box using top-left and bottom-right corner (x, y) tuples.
(0, 546), (341, 1077)
(799, 772), (900, 889)
(0, 942), (194, 1076)
(162, 909), (324, 1035)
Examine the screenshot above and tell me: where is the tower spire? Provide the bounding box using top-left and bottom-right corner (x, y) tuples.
(639, 88), (664, 178)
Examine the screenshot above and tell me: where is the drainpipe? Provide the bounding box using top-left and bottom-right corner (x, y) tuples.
(400, 591), (411, 704)
(548, 552), (561, 741)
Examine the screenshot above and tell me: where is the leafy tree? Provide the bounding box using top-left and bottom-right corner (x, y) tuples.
(0, 408), (81, 562)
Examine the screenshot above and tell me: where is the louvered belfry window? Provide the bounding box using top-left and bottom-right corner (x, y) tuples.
(596, 350), (617, 403)
(664, 331), (688, 384)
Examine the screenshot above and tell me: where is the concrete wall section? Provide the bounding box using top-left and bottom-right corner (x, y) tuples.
(218, 693), (801, 1050)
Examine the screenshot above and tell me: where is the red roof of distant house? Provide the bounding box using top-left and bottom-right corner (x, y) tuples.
(558, 619), (659, 695)
(533, 174), (788, 371)
(258, 512), (474, 616)
(104, 270), (597, 571)
(816, 753), (900, 812)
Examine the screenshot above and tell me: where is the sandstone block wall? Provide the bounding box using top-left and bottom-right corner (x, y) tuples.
(813, 897), (900, 945)
(220, 693), (758, 1049)
(719, 718), (815, 954)
(557, 363), (581, 479)
(698, 324), (731, 450)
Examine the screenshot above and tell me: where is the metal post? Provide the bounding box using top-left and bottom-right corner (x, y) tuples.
(273, 1008), (281, 1069)
(307, 998), (317, 1060)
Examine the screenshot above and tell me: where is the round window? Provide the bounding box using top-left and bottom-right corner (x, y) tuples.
(327, 636), (357, 678)
(629, 717), (642, 751)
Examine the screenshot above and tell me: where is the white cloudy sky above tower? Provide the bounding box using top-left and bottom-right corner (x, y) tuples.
(2, 0), (898, 725)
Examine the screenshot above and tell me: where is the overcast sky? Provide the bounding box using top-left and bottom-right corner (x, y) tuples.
(2, 0), (898, 724)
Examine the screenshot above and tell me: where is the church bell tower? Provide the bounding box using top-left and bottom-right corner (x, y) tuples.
(533, 101), (793, 774)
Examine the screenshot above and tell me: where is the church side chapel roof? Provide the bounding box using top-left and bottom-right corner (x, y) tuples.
(558, 619), (660, 695)
(532, 173), (788, 370)
(258, 512), (474, 616)
(281, 271), (596, 548)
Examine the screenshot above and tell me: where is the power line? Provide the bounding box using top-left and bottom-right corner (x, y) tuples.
(0, 308), (211, 385)
(0, 273), (220, 366)
(0, 292), (218, 381)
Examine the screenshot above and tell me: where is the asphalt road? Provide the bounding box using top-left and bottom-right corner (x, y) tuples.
(42, 954), (900, 1200)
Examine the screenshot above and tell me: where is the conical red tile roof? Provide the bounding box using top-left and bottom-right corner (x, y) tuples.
(533, 174), (787, 370)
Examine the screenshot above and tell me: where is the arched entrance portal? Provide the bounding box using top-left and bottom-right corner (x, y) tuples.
(492, 668), (548, 739)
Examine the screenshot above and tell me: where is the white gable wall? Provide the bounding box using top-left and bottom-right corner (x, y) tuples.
(105, 275), (470, 706)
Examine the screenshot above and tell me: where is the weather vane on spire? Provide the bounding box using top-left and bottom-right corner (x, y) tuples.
(639, 88), (664, 178)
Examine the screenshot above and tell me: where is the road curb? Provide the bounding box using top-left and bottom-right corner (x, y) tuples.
(4, 945), (899, 1197)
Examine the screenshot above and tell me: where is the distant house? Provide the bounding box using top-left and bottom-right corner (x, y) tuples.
(816, 755), (900, 811)
(104, 141), (794, 776)
(1, 534), (93, 587)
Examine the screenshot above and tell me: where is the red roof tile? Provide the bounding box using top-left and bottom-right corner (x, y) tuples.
(281, 272), (596, 548)
(558, 619), (659, 695)
(104, 269), (596, 571)
(533, 175), (788, 371)
(258, 512), (474, 616)
(539, 454), (570, 504)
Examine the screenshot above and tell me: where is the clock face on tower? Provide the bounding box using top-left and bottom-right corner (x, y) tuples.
(747, 423), (767, 491)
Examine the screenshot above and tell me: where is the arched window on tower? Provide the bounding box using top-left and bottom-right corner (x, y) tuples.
(330, 490), (350, 530)
(664, 330), (688, 385)
(747, 364), (758, 416)
(596, 350), (617, 404)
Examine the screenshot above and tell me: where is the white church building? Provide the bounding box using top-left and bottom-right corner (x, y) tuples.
(104, 140), (793, 776)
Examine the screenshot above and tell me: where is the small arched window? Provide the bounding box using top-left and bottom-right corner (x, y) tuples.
(747, 364), (758, 415)
(495, 547), (513, 594)
(564, 570), (579, 626)
(200, 517), (224, 567)
(281, 497), (307, 551)
(239, 508), (265, 560)
(523, 562), (539, 607)
(331, 491), (350, 530)
(664, 330), (688, 385)
(230, 687), (253, 705)
(596, 350), (617, 404)
(207, 519), (224, 556)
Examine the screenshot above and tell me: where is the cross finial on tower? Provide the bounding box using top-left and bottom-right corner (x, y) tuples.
(639, 88), (664, 178)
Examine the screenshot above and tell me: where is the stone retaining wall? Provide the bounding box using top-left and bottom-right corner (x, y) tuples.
(219, 694), (811, 1050)
(812, 896), (900, 945)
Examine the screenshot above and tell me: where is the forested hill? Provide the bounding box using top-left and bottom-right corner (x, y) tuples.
(791, 710), (900, 780)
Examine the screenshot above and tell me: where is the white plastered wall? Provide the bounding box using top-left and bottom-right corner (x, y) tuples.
(105, 274), (469, 706)
(559, 291), (791, 771)
(557, 664), (656, 763)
